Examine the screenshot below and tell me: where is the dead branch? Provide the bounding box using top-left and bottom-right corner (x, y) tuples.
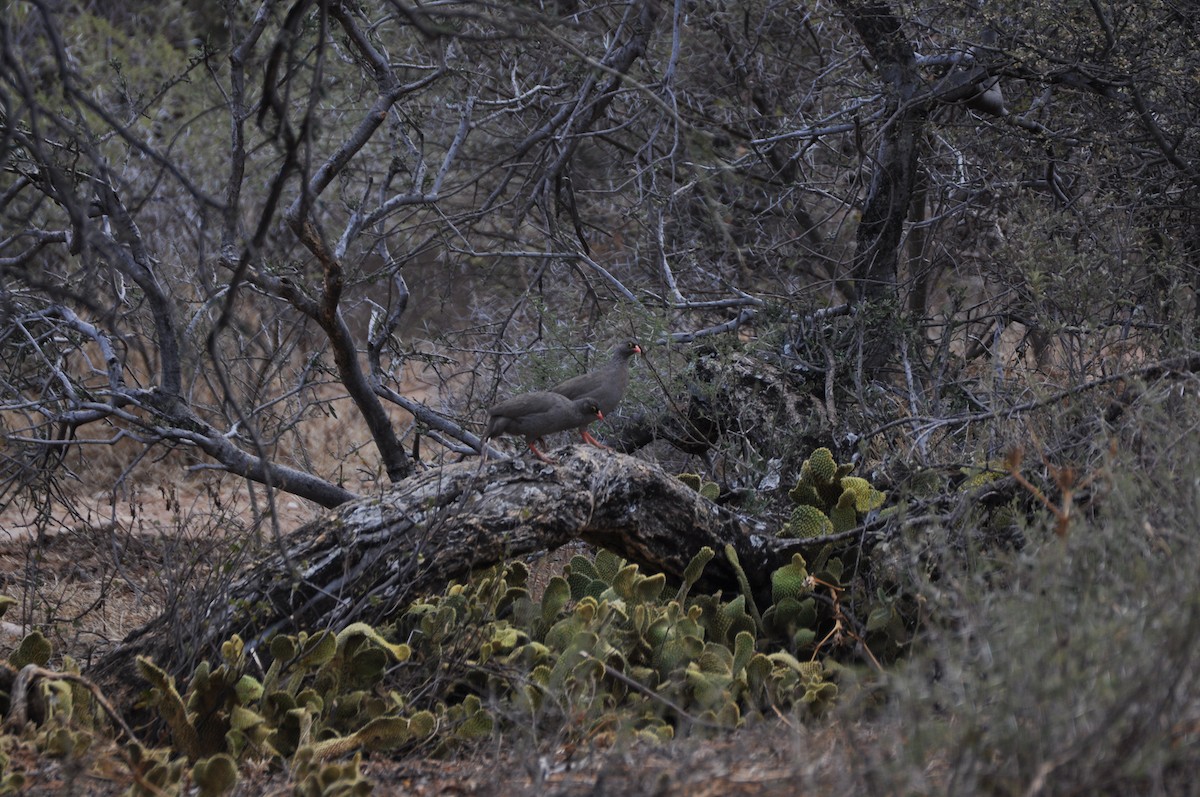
(92, 446), (827, 686)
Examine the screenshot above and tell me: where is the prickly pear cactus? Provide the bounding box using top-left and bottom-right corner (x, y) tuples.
(291, 749), (372, 797)
(9, 542), (851, 788)
(0, 594), (127, 795)
(2, 525), (857, 791)
(779, 447), (885, 537)
(677, 472), (721, 501)
(192, 754), (238, 797)
(135, 613), (433, 779)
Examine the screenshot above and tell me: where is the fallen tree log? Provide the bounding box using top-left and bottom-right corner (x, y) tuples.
(91, 445), (832, 684)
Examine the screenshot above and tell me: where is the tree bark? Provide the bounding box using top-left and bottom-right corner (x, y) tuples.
(831, 1), (929, 368)
(92, 445), (825, 685)
(834, 1), (926, 305)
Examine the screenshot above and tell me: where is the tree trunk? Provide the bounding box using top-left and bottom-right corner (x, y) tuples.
(833, 1), (929, 366)
(92, 446), (822, 686)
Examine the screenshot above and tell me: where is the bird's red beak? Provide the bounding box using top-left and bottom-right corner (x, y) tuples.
(596, 410), (605, 420)
(633, 344), (642, 355)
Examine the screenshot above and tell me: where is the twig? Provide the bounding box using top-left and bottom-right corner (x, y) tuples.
(664, 308), (758, 344)
(806, 577), (884, 673)
(864, 353), (1200, 441)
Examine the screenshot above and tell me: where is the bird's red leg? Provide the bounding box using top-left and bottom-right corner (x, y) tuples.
(528, 441), (558, 464)
(580, 429), (611, 450)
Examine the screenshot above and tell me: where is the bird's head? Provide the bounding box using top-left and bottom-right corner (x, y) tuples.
(583, 398), (604, 420)
(617, 341), (642, 359)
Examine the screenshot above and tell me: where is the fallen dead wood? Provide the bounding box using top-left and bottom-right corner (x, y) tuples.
(91, 445), (827, 685)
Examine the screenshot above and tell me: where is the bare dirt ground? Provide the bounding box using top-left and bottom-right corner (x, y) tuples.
(0, 471), (324, 659)
(0, 381), (414, 655)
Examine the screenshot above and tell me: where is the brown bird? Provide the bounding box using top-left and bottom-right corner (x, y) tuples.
(550, 341), (641, 449)
(484, 391), (604, 463)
